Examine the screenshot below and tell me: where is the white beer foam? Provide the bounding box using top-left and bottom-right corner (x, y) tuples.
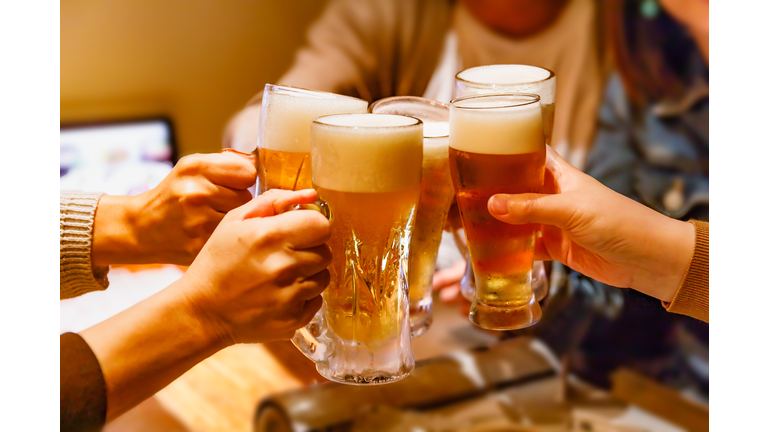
(456, 65), (556, 105)
(311, 114), (423, 193)
(449, 97), (544, 155)
(259, 87), (368, 153)
(423, 121), (449, 138)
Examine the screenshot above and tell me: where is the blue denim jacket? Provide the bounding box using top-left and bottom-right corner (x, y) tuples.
(586, 74), (709, 222)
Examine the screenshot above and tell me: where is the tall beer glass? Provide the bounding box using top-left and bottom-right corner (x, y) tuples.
(449, 94), (545, 331)
(292, 113), (423, 384)
(255, 84), (368, 193)
(370, 97), (452, 338)
(454, 65), (556, 303)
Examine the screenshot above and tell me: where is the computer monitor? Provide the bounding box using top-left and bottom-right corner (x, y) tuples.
(60, 118), (177, 196)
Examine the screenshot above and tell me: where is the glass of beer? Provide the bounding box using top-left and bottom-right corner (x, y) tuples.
(454, 65), (556, 303)
(255, 84), (368, 193)
(370, 96), (452, 338)
(291, 113), (423, 385)
(449, 93), (545, 331)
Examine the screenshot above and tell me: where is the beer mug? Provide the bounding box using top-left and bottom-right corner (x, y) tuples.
(255, 84), (368, 194)
(370, 96), (452, 338)
(454, 65), (556, 304)
(449, 93), (545, 331)
(291, 113), (423, 385)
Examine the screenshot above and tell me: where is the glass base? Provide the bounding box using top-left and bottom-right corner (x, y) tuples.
(316, 365), (412, 386)
(468, 297), (542, 331)
(460, 258), (476, 301)
(409, 294), (433, 338)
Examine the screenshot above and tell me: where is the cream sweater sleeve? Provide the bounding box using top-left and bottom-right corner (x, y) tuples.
(60, 191), (110, 299)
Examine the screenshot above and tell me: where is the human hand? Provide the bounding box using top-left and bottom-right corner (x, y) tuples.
(487, 146), (694, 303)
(93, 151), (256, 266)
(180, 188), (332, 345)
(432, 259), (472, 315)
(78, 190), (331, 420)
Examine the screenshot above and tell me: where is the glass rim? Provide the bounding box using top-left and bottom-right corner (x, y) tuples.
(312, 112), (423, 129)
(369, 95), (449, 112)
(264, 83), (368, 104)
(370, 96), (448, 138)
(450, 92), (541, 110)
(455, 64), (555, 88)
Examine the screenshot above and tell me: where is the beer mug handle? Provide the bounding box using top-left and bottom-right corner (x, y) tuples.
(282, 198), (334, 364)
(292, 199), (332, 222)
(290, 311), (331, 363)
(219, 148), (259, 197)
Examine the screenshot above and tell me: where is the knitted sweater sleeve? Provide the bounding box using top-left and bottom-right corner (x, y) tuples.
(60, 191), (109, 299)
(663, 220), (709, 322)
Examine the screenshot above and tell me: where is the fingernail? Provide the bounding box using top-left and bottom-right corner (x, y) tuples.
(489, 195), (509, 215)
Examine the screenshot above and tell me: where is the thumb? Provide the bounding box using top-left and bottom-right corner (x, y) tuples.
(228, 189), (318, 221)
(488, 193), (576, 230)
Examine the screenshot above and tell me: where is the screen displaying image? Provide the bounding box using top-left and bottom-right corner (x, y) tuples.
(60, 119), (176, 196)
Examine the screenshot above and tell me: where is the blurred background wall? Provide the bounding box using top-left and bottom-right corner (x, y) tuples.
(61, 0), (328, 156)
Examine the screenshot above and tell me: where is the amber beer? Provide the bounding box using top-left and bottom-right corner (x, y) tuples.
(454, 64), (556, 303)
(302, 113), (422, 384)
(255, 84), (368, 193)
(369, 96), (452, 337)
(449, 94), (545, 330)
(407, 125), (451, 331)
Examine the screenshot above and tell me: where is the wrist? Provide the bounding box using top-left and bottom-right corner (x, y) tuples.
(92, 194), (143, 266)
(173, 273), (235, 350)
(637, 216), (695, 302)
(665, 219), (696, 300)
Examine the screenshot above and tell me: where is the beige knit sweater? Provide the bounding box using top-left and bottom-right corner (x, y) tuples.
(60, 191), (110, 299)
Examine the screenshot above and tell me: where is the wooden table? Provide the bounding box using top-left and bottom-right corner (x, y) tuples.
(138, 301), (498, 432)
(106, 301), (707, 432)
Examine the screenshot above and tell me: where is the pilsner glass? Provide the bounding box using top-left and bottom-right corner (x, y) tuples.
(292, 113), (423, 385)
(255, 84), (368, 193)
(449, 93), (545, 331)
(454, 65), (556, 303)
(370, 96), (452, 338)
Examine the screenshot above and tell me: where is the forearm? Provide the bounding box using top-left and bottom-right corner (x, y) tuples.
(79, 278), (230, 420)
(92, 194), (143, 266)
(632, 214), (695, 303)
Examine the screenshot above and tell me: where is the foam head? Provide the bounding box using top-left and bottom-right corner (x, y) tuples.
(423, 121), (449, 139)
(449, 94), (544, 155)
(455, 65), (556, 105)
(370, 97), (449, 161)
(258, 85), (369, 153)
(311, 114), (423, 193)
